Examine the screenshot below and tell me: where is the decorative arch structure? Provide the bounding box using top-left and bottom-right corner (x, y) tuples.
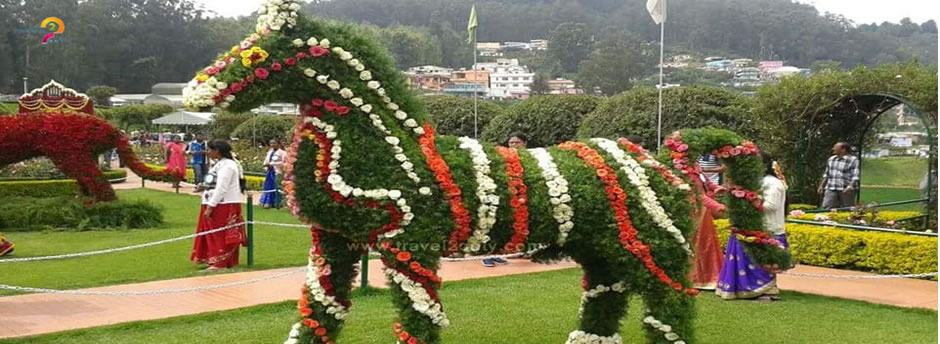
(182, 1), (790, 343)
(17, 80), (95, 114)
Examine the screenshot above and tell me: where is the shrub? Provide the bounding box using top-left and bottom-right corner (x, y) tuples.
(0, 196), (163, 231)
(481, 95), (601, 147)
(231, 115), (298, 145)
(421, 95), (504, 138)
(209, 111), (254, 139)
(789, 203), (817, 211)
(0, 180), (78, 198)
(715, 219), (937, 275)
(577, 86), (755, 147)
(145, 164), (266, 190)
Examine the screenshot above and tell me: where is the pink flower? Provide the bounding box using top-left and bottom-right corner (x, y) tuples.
(285, 57), (296, 66)
(271, 62), (283, 71)
(732, 190), (746, 198)
(254, 68), (270, 80)
(745, 192), (757, 201)
(335, 106), (350, 115)
(206, 67), (219, 76)
(296, 52), (307, 59)
(731, 148), (742, 156)
(789, 210), (806, 217)
(664, 138), (675, 146)
(309, 46), (329, 57)
(324, 100), (338, 111)
(230, 83), (243, 94)
(676, 144), (689, 152)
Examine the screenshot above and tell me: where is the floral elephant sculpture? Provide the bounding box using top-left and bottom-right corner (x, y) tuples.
(182, 1), (790, 343)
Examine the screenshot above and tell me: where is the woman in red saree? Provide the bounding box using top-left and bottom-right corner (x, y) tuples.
(191, 140), (246, 271)
(165, 135), (187, 188)
(688, 175), (726, 290)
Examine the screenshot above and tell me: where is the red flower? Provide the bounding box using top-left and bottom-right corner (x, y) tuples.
(314, 327), (328, 336)
(324, 100), (338, 111)
(296, 52), (307, 59)
(254, 68), (270, 79)
(230, 83), (244, 94)
(285, 57), (296, 66)
(271, 62), (283, 71)
(311, 99), (325, 107)
(309, 46), (329, 57)
(396, 251), (412, 262)
(335, 106), (350, 115)
(246, 75), (256, 83)
(206, 67), (219, 75)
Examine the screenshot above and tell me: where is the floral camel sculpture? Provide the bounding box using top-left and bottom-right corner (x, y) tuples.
(183, 2), (790, 343)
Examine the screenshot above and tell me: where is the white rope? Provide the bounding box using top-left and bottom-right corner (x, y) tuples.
(0, 268), (304, 296)
(252, 221), (310, 229)
(780, 271), (938, 279)
(177, 181), (285, 194)
(0, 221), (247, 263)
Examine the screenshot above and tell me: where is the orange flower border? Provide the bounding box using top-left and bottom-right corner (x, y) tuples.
(559, 141), (698, 296)
(495, 146), (531, 253)
(418, 124), (472, 254)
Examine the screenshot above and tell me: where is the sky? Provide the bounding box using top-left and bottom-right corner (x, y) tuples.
(192, 0), (939, 25)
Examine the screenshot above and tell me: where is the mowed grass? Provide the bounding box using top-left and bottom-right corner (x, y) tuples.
(1, 269), (936, 344)
(860, 157), (928, 187)
(860, 187), (926, 211)
(0, 189), (311, 294)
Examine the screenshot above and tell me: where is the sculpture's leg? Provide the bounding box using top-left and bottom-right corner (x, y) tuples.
(566, 263), (629, 344)
(51, 156), (116, 202)
(640, 283), (695, 344)
(286, 226), (361, 344)
(378, 241), (446, 344)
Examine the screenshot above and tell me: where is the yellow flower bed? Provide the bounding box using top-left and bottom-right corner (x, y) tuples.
(144, 164), (266, 191)
(715, 217), (938, 275)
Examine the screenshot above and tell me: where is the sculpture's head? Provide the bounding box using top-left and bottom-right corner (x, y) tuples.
(183, 0), (437, 241)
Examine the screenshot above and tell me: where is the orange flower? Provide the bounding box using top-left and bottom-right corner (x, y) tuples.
(398, 331), (410, 341)
(396, 251), (412, 262)
(314, 327), (328, 336)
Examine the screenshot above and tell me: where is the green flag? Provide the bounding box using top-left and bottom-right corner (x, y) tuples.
(467, 5), (477, 44)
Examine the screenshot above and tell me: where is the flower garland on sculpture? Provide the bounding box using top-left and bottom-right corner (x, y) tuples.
(527, 148), (575, 245)
(255, 0), (301, 33)
(617, 138), (690, 191)
(728, 186), (764, 211)
(565, 331), (623, 344)
(558, 141), (697, 296)
(495, 146), (531, 253)
(383, 267), (450, 327)
(418, 125), (473, 253)
(577, 281), (627, 317)
(731, 228), (785, 248)
(457, 137), (500, 252)
(642, 315), (686, 344)
(592, 139), (691, 254)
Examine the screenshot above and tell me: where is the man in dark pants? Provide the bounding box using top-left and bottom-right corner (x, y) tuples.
(818, 142), (860, 209)
(187, 133), (209, 192)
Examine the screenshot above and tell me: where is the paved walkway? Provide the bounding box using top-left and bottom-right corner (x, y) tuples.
(112, 164), (265, 206)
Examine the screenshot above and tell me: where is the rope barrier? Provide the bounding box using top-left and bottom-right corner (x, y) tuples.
(779, 271), (938, 279)
(177, 181), (285, 194)
(0, 221), (247, 263)
(0, 268), (304, 296)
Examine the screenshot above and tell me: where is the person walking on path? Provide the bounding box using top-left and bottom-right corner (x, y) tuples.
(187, 134), (209, 192)
(190, 140), (247, 271)
(818, 142), (859, 209)
(165, 135), (187, 188)
(716, 152), (790, 301)
(688, 177), (726, 290)
(259, 139), (286, 209)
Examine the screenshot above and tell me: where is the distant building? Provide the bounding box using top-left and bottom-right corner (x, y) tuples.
(407, 65), (453, 75)
(704, 56), (724, 62)
(704, 60), (734, 70)
(733, 67), (762, 87)
(113, 82), (187, 108)
(732, 58), (753, 67)
(406, 74), (451, 92)
(251, 103), (299, 116)
(477, 42), (501, 57)
(501, 42), (532, 51)
(451, 69), (490, 88)
(473, 58), (522, 73)
(530, 39), (548, 50)
(671, 54), (694, 62)
(547, 78), (583, 95)
(758, 61), (784, 72)
(443, 82), (487, 97)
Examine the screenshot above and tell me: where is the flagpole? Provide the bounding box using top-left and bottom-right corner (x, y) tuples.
(656, 21), (664, 151)
(473, 28), (479, 139)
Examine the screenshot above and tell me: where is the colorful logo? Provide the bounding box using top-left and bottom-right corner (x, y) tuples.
(40, 17), (64, 44)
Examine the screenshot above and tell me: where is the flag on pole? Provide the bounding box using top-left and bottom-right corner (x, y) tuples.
(467, 5), (478, 44)
(646, 0), (667, 24)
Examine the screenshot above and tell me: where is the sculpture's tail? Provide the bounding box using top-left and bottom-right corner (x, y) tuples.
(113, 134), (184, 183)
(661, 127), (792, 270)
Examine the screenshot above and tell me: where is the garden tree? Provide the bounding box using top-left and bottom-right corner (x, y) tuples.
(421, 95), (504, 138)
(753, 61), (938, 204)
(85, 86), (118, 107)
(548, 22), (592, 73)
(636, 68), (733, 88)
(208, 111), (254, 139)
(231, 114), (298, 145)
(98, 104), (174, 131)
(482, 95), (601, 147)
(577, 86), (756, 146)
(429, 21), (472, 68)
(576, 32), (654, 96)
(356, 24), (443, 69)
(530, 73), (550, 95)
(503, 50), (563, 77)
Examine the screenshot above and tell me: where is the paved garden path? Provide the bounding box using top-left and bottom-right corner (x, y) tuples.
(0, 262), (934, 340)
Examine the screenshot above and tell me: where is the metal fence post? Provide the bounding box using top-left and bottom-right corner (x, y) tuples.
(246, 193), (254, 267)
(360, 253), (369, 289)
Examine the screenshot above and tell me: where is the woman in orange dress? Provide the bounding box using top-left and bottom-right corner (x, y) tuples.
(165, 135), (187, 187)
(688, 174), (726, 290)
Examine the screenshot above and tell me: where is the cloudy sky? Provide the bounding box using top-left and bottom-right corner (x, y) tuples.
(193, 0), (939, 25)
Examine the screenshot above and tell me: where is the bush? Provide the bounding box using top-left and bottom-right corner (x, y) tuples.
(231, 115), (298, 145)
(210, 111), (254, 139)
(0, 180), (78, 198)
(789, 204), (817, 211)
(715, 219), (937, 275)
(577, 86), (756, 147)
(145, 164), (266, 190)
(789, 210), (923, 231)
(421, 95), (504, 138)
(481, 95), (601, 147)
(0, 197), (163, 231)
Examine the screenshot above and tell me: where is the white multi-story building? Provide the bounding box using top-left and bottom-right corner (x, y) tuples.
(488, 66), (534, 99)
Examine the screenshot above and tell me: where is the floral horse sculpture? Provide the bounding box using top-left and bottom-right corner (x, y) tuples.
(183, 2), (790, 343)
(0, 80), (182, 202)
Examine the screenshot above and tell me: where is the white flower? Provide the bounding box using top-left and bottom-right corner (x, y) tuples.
(339, 88), (354, 99)
(340, 52), (353, 61)
(404, 119), (418, 128)
(360, 70), (373, 81)
(348, 58), (360, 67)
(289, 3), (301, 10)
(215, 82), (228, 90)
(395, 110), (408, 120)
(316, 75), (329, 84)
(331, 47), (344, 55)
(367, 81), (381, 89)
(377, 88), (387, 96)
(419, 187), (431, 195)
(224, 95), (235, 102)
(319, 38), (330, 48)
(388, 190), (402, 200)
(327, 80), (341, 90)
(665, 333), (679, 341)
(360, 104), (373, 113)
(385, 136), (400, 145)
(303, 69), (316, 78)
(354, 64), (365, 72)
(387, 103), (400, 111)
(292, 38), (304, 47)
(350, 97), (364, 106)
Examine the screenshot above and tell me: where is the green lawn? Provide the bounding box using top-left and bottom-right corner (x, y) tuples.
(860, 157), (928, 187)
(860, 187), (926, 211)
(0, 189), (311, 295)
(1, 269), (935, 344)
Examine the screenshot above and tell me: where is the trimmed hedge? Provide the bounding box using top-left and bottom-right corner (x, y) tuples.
(421, 95), (504, 138)
(145, 164), (266, 191)
(481, 95), (601, 147)
(0, 196), (164, 231)
(715, 219), (937, 275)
(231, 115), (299, 145)
(0, 180), (79, 198)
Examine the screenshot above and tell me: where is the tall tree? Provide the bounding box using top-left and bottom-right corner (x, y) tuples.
(530, 73), (550, 95)
(576, 32), (654, 96)
(548, 22), (592, 73)
(86, 85), (117, 107)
